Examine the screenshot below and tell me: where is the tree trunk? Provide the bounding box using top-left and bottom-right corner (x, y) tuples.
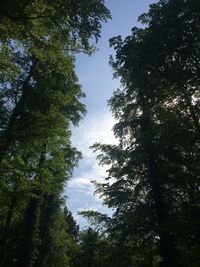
(17, 147), (46, 267)
(33, 195), (55, 267)
(17, 194), (42, 267)
(140, 91), (180, 266)
(0, 196), (15, 267)
(148, 154), (180, 267)
(0, 63), (35, 164)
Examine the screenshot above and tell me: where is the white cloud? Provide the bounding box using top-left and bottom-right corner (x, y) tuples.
(66, 111), (118, 226)
(68, 177), (92, 189)
(69, 110), (118, 192)
(71, 111), (118, 160)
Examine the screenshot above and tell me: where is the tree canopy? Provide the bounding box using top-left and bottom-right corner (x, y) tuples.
(0, 1), (110, 266)
(87, 1), (200, 266)
(0, 1), (200, 267)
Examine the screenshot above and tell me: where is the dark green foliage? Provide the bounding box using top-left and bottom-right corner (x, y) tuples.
(64, 207), (79, 239)
(1, 0), (200, 266)
(76, 228), (110, 267)
(88, 1), (200, 266)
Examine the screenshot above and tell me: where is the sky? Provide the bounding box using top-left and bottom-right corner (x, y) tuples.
(65, 0), (156, 227)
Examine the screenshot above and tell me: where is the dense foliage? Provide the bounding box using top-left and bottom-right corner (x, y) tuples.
(85, 1), (200, 267)
(0, 1), (110, 266)
(1, 0), (200, 267)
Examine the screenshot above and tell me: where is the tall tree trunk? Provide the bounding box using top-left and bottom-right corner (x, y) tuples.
(17, 146), (46, 267)
(148, 153), (180, 267)
(17, 194), (42, 267)
(33, 195), (55, 267)
(0, 196), (15, 267)
(0, 63), (35, 164)
(140, 91), (180, 266)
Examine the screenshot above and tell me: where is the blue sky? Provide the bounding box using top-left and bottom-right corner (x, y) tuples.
(66, 0), (156, 227)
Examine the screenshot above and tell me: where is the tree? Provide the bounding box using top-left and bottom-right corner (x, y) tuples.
(0, 1), (111, 266)
(92, 1), (200, 266)
(77, 227), (113, 267)
(64, 206), (79, 240)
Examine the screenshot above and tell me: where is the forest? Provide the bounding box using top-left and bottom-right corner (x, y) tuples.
(0, 0), (199, 266)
